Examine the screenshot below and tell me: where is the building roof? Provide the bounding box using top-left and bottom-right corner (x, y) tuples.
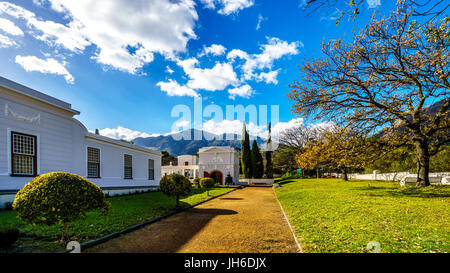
(199, 146), (237, 153)
(0, 76), (80, 115)
(85, 132), (161, 156)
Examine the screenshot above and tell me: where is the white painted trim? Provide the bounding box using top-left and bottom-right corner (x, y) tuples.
(7, 128), (41, 175)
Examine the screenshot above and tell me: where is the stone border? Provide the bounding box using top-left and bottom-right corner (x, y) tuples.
(272, 186), (303, 253)
(64, 188), (237, 253)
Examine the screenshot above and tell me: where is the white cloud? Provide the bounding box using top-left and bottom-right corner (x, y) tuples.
(156, 79), (198, 97)
(271, 118), (304, 138)
(202, 119), (266, 138)
(97, 126), (156, 141)
(198, 44), (227, 57)
(0, 33), (17, 48)
(228, 37), (301, 83)
(166, 65), (174, 74)
(228, 84), (253, 99)
(201, 0), (254, 15)
(255, 70), (279, 84)
(177, 57), (239, 91)
(0, 17), (23, 36)
(0, 1), (198, 74)
(256, 14), (265, 30)
(366, 0), (381, 9)
(202, 118), (307, 140)
(15, 55), (74, 83)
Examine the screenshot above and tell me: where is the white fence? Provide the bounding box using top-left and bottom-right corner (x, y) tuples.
(346, 171), (450, 184)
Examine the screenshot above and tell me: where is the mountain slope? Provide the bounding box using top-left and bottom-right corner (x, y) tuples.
(134, 129), (266, 155)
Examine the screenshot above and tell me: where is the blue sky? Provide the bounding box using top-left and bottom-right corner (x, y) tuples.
(0, 0), (389, 140)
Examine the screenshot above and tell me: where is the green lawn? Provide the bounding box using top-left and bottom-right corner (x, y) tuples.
(275, 179), (449, 253)
(0, 187), (233, 253)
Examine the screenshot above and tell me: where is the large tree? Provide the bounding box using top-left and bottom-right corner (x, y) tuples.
(241, 123), (252, 178)
(289, 6), (449, 186)
(297, 126), (379, 181)
(302, 0), (449, 23)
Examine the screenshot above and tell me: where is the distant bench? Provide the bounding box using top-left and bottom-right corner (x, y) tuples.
(400, 176), (443, 186)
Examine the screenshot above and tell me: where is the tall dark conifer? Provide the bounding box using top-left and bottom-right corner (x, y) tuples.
(241, 123), (252, 178)
(265, 122), (273, 178)
(252, 140), (264, 178)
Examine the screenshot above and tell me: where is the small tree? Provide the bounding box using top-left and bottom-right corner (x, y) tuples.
(200, 177), (215, 196)
(251, 140), (264, 178)
(12, 172), (110, 244)
(241, 122), (252, 178)
(160, 174), (192, 208)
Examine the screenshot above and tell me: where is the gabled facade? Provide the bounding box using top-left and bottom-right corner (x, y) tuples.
(0, 76), (161, 207)
(162, 146), (239, 185)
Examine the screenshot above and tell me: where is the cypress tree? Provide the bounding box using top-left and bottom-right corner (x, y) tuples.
(241, 122), (252, 178)
(265, 122), (273, 178)
(251, 140), (264, 178)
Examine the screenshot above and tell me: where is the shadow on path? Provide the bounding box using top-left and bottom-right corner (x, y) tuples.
(86, 208), (237, 253)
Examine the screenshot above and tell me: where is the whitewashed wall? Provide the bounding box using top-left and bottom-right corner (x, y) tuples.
(347, 171), (450, 182)
(85, 137), (161, 188)
(0, 82), (161, 194)
(0, 86), (85, 190)
(198, 147), (240, 184)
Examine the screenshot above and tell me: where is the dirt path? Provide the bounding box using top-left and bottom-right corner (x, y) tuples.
(86, 187), (299, 253)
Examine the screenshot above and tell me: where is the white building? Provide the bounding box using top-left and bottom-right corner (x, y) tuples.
(0, 76), (161, 208)
(162, 146), (240, 185)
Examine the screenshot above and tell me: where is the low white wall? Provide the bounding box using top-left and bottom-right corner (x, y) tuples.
(347, 171), (450, 183)
(239, 178), (274, 185)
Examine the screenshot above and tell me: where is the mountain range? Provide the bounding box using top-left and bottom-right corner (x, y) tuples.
(134, 129), (267, 156)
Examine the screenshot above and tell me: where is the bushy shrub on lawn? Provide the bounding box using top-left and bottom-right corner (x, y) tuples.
(0, 226), (19, 249)
(160, 174), (192, 208)
(200, 178), (215, 196)
(12, 172), (110, 243)
(193, 177), (200, 188)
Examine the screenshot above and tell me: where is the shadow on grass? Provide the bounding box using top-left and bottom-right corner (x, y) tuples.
(276, 179), (297, 186)
(362, 186), (450, 199)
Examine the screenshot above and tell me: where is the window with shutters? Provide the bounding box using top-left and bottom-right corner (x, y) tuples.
(124, 154), (133, 179)
(148, 159), (154, 180)
(87, 147), (100, 178)
(11, 132), (37, 176)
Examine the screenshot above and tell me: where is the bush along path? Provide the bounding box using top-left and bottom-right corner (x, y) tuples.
(86, 187), (300, 253)
(0, 187), (233, 253)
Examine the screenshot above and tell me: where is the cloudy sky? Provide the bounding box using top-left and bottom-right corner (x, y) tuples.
(0, 0), (386, 141)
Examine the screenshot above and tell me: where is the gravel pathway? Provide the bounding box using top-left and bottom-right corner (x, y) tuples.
(86, 187), (299, 253)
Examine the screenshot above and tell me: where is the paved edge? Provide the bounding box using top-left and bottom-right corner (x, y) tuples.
(272, 187), (303, 253)
(64, 188), (237, 253)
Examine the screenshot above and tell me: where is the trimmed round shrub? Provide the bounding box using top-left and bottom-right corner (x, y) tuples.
(200, 177), (215, 188)
(200, 177), (215, 196)
(193, 177), (200, 188)
(13, 172), (110, 243)
(160, 174), (192, 208)
(0, 226), (19, 249)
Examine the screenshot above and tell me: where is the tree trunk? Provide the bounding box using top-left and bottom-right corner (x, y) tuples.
(316, 168), (319, 179)
(415, 139), (430, 186)
(60, 222), (69, 245)
(342, 167), (348, 181)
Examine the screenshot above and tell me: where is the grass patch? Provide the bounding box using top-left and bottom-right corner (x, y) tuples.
(0, 187), (233, 253)
(275, 179), (449, 253)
